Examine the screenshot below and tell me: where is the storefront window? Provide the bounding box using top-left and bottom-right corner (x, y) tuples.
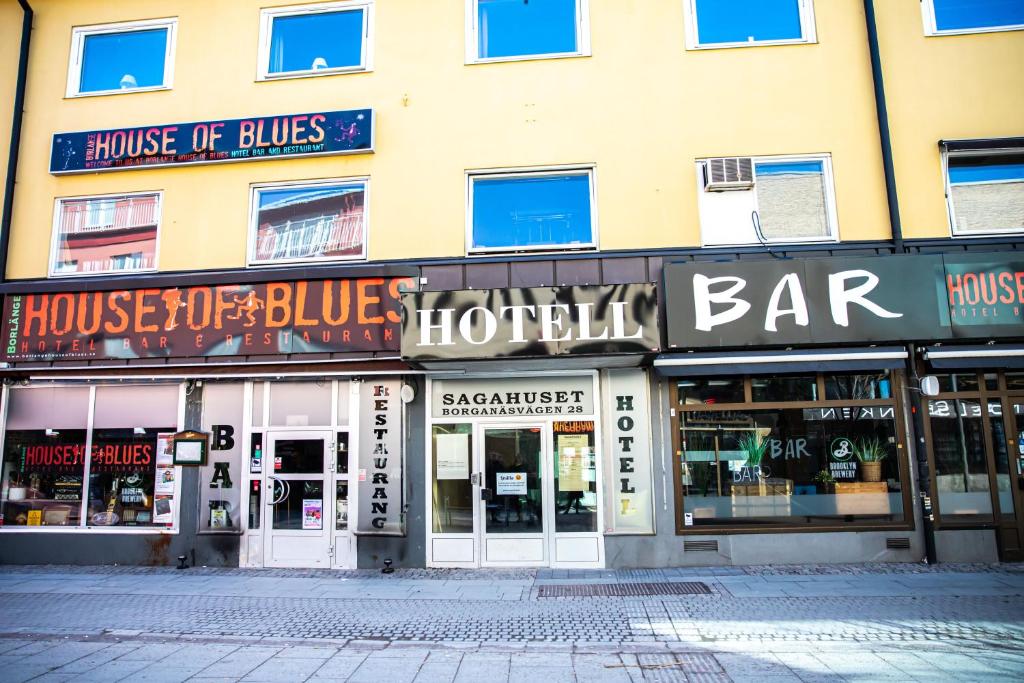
(677, 378), (744, 406)
(936, 373), (980, 393)
(2, 385), (180, 530)
(676, 373), (906, 529)
(552, 421), (597, 532)
(432, 424), (473, 534)
(927, 399), (992, 521)
(824, 372), (892, 400)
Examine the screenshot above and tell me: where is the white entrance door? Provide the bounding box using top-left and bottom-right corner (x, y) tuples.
(478, 424), (550, 567)
(263, 431), (332, 568)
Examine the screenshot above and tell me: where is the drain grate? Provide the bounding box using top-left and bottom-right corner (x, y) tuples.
(537, 581), (711, 598)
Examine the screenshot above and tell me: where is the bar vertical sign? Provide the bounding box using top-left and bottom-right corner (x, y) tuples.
(604, 369), (655, 534)
(356, 379), (404, 535)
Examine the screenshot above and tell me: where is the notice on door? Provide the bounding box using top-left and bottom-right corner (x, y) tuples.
(558, 435), (589, 492)
(435, 434), (469, 480)
(496, 472), (527, 496)
(302, 499), (323, 530)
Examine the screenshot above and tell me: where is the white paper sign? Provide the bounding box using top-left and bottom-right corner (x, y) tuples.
(496, 472), (527, 496)
(435, 434), (469, 480)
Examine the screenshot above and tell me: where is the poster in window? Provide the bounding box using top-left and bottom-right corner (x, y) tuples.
(156, 433), (174, 466)
(302, 499), (323, 530)
(154, 467), (176, 495)
(496, 472), (527, 496)
(152, 495), (173, 523)
(435, 434), (469, 480)
(557, 435), (589, 492)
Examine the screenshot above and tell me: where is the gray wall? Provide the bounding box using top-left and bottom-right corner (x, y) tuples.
(357, 375), (426, 569)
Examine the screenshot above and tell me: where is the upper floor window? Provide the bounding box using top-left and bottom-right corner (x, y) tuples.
(258, 1), (373, 80)
(468, 167), (596, 254)
(51, 193), (161, 276)
(249, 179), (368, 265)
(684, 0), (816, 49)
(67, 19), (176, 97)
(467, 0), (590, 63)
(945, 148), (1024, 236)
(696, 154), (838, 246)
(924, 0), (1024, 36)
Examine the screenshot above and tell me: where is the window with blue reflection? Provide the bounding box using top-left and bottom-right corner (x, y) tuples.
(269, 10), (364, 74)
(472, 173), (593, 251)
(80, 29), (168, 93)
(932, 0), (1024, 32)
(694, 0), (804, 45)
(755, 160), (829, 239)
(948, 153), (1024, 234)
(477, 0), (579, 59)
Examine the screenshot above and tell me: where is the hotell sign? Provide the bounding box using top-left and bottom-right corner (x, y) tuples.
(3, 277), (413, 361)
(402, 284), (660, 361)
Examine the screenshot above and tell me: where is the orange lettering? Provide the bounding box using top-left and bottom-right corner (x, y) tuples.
(265, 283), (292, 327)
(358, 278), (385, 324)
(293, 282), (318, 326)
(105, 292), (131, 334)
(24, 294), (48, 337)
(134, 289), (160, 333)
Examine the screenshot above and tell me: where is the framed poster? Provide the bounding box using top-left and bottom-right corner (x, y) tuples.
(173, 431), (209, 466)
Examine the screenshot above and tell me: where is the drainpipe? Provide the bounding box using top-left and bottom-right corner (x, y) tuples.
(863, 1), (937, 563)
(862, 0), (904, 254)
(0, 0), (33, 284)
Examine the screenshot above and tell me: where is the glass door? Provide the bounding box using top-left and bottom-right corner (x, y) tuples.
(263, 431), (332, 568)
(479, 425), (548, 566)
(998, 397), (1024, 561)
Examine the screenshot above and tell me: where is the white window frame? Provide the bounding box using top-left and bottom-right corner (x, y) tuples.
(465, 0), (592, 64)
(466, 165), (599, 255)
(695, 153), (839, 246)
(943, 148), (1024, 238)
(66, 18), (177, 98)
(922, 0), (1024, 37)
(49, 191), (163, 278)
(257, 1), (374, 81)
(682, 0), (817, 50)
(247, 177), (370, 267)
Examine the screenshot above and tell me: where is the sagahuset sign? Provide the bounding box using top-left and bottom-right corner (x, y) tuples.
(50, 109), (373, 174)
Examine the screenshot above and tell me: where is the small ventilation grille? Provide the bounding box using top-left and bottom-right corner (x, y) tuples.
(886, 537), (911, 550)
(704, 157), (754, 191)
(683, 540), (719, 552)
(537, 582), (711, 598)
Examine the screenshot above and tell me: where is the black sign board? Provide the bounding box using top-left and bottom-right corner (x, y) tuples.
(50, 109), (372, 174)
(401, 284), (659, 361)
(665, 253), (1024, 349)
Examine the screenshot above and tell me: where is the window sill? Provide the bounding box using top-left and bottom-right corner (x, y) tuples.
(466, 244), (598, 257)
(65, 85), (172, 99)
(257, 67), (372, 82)
(246, 256), (368, 268)
(467, 51), (591, 66)
(700, 237), (839, 248)
(0, 527), (179, 534)
(675, 522), (913, 535)
(927, 24), (1024, 37)
(48, 267), (159, 279)
(951, 228), (1024, 239)
(686, 38), (816, 51)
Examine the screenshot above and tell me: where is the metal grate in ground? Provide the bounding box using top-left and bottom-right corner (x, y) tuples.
(536, 581), (711, 598)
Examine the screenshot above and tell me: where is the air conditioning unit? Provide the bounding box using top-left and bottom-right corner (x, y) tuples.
(703, 157), (755, 191)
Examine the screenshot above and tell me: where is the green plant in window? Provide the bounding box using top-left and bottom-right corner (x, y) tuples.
(737, 431), (769, 468)
(852, 437), (888, 463)
(812, 470), (836, 486)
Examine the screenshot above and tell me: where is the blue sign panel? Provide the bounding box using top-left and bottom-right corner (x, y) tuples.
(50, 109), (373, 174)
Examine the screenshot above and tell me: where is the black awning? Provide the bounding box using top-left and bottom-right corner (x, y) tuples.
(923, 345), (1024, 370)
(653, 347), (907, 377)
(940, 138), (1024, 152)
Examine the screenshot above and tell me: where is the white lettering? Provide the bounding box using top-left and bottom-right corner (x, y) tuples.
(693, 274), (751, 332)
(539, 304), (572, 342)
(828, 270), (902, 327)
(764, 273), (809, 332)
(576, 303), (610, 340)
(458, 307), (497, 345)
(499, 305), (535, 343)
(610, 301), (644, 339)
(417, 308), (455, 346)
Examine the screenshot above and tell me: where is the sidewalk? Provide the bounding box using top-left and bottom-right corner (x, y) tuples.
(0, 563), (1021, 681)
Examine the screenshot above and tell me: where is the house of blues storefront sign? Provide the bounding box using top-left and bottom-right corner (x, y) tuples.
(663, 253), (1024, 349)
(50, 109), (373, 175)
(2, 276), (414, 362)
(402, 284), (660, 361)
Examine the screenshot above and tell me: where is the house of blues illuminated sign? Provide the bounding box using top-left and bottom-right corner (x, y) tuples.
(50, 109), (373, 174)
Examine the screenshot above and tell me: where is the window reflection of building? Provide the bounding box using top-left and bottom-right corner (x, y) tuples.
(254, 185), (365, 262)
(55, 194), (159, 275)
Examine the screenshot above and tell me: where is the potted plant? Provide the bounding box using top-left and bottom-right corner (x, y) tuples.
(736, 431), (769, 485)
(853, 437), (888, 482)
(812, 469), (836, 494)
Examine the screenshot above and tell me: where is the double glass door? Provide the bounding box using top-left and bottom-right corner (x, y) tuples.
(263, 432), (332, 568)
(430, 421), (602, 567)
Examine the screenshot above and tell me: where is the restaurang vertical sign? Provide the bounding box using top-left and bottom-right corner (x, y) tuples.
(604, 369), (655, 534)
(356, 379), (404, 535)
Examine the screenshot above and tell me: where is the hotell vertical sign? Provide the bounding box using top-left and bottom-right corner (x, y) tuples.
(2, 277), (414, 361)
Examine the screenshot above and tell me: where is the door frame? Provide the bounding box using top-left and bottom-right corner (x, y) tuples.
(261, 429), (334, 568)
(424, 371), (605, 569)
(477, 422), (551, 568)
(997, 394), (1024, 561)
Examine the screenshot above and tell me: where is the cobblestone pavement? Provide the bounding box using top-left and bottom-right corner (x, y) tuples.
(0, 563), (1021, 681)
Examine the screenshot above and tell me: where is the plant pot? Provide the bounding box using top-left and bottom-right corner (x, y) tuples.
(861, 461), (883, 482)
